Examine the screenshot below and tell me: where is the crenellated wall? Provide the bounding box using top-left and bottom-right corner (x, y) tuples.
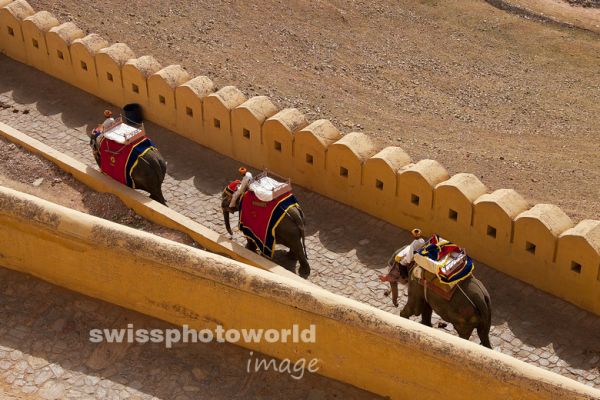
(1, 0), (599, 315)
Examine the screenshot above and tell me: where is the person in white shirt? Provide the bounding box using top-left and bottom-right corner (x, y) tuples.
(229, 167), (253, 210)
(399, 228), (426, 266)
(102, 110), (115, 131)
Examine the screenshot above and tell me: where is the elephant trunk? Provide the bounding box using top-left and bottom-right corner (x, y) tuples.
(223, 208), (233, 236)
(390, 281), (399, 307)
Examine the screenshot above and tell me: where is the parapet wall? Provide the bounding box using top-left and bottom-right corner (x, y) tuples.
(1, 185), (598, 400)
(1, 0), (599, 315)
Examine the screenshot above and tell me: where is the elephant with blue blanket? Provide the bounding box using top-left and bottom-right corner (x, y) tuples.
(384, 246), (492, 348)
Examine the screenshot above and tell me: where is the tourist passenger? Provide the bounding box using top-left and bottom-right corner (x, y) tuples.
(102, 110), (115, 131)
(229, 167), (253, 210)
(399, 228), (426, 266)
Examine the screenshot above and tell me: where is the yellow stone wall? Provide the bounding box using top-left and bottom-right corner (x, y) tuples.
(471, 189), (529, 269)
(324, 131), (377, 204)
(1, 0), (599, 316)
(231, 95), (278, 169)
(361, 146), (411, 221)
(393, 159), (449, 234)
(122, 56), (162, 115)
(95, 43), (135, 107)
(512, 204), (574, 291)
(45, 22), (84, 84)
(262, 108), (308, 178)
(0, 0), (34, 63)
(292, 119), (342, 193)
(175, 75), (215, 141)
(554, 220), (600, 310)
(433, 173), (488, 249)
(1, 185), (599, 400)
(146, 64), (190, 131)
(70, 34), (109, 95)
(202, 86), (246, 157)
(21, 11), (58, 74)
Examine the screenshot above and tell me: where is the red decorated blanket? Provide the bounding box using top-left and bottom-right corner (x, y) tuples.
(98, 136), (155, 187)
(239, 190), (299, 258)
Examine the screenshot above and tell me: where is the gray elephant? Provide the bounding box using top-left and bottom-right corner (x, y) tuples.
(383, 248), (492, 348)
(88, 128), (167, 205)
(221, 186), (310, 278)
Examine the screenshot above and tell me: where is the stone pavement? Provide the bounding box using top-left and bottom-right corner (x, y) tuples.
(1, 55), (600, 389)
(0, 266), (381, 399)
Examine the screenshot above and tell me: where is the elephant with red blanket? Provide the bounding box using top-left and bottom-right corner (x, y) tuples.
(221, 181), (310, 278)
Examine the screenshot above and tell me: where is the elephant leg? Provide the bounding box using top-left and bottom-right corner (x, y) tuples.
(420, 302), (433, 327)
(274, 207), (310, 278)
(455, 325), (473, 342)
(294, 242), (310, 279)
(246, 239), (257, 252)
(477, 324), (492, 349)
(285, 249), (296, 259)
(399, 304), (413, 319)
(150, 189), (167, 206)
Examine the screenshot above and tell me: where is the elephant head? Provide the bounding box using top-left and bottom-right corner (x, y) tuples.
(381, 247), (411, 307)
(88, 127), (102, 168)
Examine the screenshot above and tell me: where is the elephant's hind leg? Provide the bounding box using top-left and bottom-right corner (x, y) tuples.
(297, 256), (310, 279)
(292, 242), (310, 279)
(150, 189), (167, 206)
(477, 324), (492, 349)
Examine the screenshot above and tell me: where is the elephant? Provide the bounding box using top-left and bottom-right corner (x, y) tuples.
(221, 188), (310, 278)
(384, 248), (492, 348)
(88, 129), (167, 205)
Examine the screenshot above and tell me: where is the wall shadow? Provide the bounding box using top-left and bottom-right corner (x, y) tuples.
(0, 55), (101, 134)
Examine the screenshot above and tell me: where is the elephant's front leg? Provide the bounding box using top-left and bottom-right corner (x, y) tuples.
(400, 281), (426, 319)
(399, 303), (414, 318)
(420, 302), (433, 327)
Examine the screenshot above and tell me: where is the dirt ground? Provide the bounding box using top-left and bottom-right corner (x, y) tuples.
(26, 0), (600, 222)
(564, 0), (600, 8)
(0, 135), (197, 247)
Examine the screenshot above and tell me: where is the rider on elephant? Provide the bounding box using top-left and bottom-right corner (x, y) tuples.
(102, 110), (115, 131)
(229, 167), (253, 211)
(380, 228), (426, 306)
(398, 228), (426, 266)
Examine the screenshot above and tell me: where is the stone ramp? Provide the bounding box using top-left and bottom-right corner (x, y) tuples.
(0, 266), (381, 400)
(1, 54), (600, 388)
